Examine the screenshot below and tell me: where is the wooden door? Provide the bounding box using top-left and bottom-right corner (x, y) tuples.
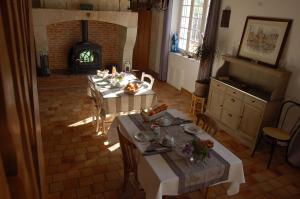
(132, 10), (152, 71)
(239, 104), (263, 139)
(208, 87), (225, 120)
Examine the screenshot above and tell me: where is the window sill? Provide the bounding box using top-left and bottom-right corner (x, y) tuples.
(169, 52), (200, 63)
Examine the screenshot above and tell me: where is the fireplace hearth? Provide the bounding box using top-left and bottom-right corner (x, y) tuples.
(69, 20), (102, 73)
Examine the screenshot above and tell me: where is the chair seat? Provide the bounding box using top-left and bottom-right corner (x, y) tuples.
(263, 127), (291, 141)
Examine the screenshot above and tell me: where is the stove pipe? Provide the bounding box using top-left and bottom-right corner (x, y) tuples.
(82, 20), (88, 43)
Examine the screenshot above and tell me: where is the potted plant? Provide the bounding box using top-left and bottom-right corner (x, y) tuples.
(193, 43), (218, 97)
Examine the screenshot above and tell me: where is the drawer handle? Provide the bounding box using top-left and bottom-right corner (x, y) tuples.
(228, 113), (232, 117)
(217, 84), (220, 87)
(231, 98), (235, 102)
(251, 100), (255, 103)
(233, 91), (236, 94)
(220, 105), (223, 107)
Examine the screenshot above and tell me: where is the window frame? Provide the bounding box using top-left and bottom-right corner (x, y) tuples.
(177, 0), (210, 53)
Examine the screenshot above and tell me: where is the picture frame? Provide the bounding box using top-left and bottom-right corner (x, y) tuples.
(237, 16), (292, 67)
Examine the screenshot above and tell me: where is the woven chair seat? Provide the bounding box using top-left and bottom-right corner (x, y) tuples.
(263, 127), (291, 141)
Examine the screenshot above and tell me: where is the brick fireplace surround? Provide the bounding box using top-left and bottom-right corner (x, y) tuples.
(47, 20), (126, 71)
(32, 9), (137, 72)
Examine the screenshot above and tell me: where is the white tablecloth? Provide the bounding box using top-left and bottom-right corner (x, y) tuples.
(107, 109), (245, 199)
(89, 74), (156, 115)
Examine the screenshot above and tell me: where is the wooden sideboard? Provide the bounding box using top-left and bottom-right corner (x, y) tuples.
(206, 55), (291, 150)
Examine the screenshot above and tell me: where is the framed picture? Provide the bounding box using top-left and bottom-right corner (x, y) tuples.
(237, 16), (292, 67)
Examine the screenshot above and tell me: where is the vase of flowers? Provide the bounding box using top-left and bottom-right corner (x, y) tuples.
(182, 139), (214, 164)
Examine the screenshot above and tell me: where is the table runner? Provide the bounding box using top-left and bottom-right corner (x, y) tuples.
(127, 113), (230, 194)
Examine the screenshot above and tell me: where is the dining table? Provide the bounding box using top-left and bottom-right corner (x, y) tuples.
(107, 109), (245, 199)
(88, 73), (157, 116)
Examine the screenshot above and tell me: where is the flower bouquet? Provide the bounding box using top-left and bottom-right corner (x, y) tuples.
(182, 139), (214, 163)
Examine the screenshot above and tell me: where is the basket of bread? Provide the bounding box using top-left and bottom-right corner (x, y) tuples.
(124, 82), (140, 94)
(141, 104), (168, 122)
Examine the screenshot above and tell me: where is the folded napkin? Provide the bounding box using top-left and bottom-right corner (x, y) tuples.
(143, 143), (171, 156)
(171, 117), (193, 126)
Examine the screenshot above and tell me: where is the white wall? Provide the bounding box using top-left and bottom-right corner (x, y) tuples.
(167, 53), (200, 92)
(213, 0), (300, 102)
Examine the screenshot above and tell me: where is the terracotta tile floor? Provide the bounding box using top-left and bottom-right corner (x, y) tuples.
(38, 75), (300, 199)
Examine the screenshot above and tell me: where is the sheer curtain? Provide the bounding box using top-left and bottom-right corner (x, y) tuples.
(159, 0), (173, 81)
(197, 0), (221, 81)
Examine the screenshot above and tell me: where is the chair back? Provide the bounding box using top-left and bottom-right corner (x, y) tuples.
(117, 126), (137, 175)
(196, 113), (218, 137)
(88, 78), (102, 106)
(141, 72), (155, 89)
(277, 100), (300, 138)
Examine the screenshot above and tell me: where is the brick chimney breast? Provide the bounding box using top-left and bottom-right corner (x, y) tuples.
(32, 9), (137, 72)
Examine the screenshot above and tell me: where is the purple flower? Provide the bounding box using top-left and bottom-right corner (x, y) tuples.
(182, 143), (194, 157)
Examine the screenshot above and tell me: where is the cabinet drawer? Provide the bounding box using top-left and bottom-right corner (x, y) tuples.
(211, 80), (226, 91)
(226, 87), (244, 100)
(244, 95), (265, 110)
(221, 109), (241, 129)
(223, 94), (242, 115)
(239, 103), (263, 139)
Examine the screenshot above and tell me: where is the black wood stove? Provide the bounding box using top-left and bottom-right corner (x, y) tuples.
(69, 20), (102, 73)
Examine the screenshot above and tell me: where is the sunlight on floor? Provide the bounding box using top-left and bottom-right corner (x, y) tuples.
(108, 143), (120, 152)
(68, 116), (94, 127)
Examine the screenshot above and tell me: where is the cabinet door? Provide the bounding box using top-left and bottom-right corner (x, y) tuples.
(239, 104), (263, 139)
(208, 87), (225, 120)
(221, 109), (241, 129)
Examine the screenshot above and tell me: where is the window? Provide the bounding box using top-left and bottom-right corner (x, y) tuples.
(178, 0), (211, 53)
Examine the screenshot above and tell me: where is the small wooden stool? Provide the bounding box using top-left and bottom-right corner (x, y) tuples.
(190, 93), (206, 115)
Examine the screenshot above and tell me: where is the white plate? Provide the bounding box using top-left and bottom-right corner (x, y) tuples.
(96, 81), (109, 86)
(156, 117), (172, 127)
(183, 123), (202, 135)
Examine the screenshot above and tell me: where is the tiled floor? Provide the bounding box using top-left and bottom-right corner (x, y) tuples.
(38, 75), (300, 199)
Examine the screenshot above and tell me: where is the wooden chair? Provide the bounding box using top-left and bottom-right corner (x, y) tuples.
(190, 93), (206, 115)
(117, 126), (139, 191)
(251, 100), (300, 168)
(88, 78), (104, 133)
(196, 113), (218, 137)
(141, 72), (155, 89)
